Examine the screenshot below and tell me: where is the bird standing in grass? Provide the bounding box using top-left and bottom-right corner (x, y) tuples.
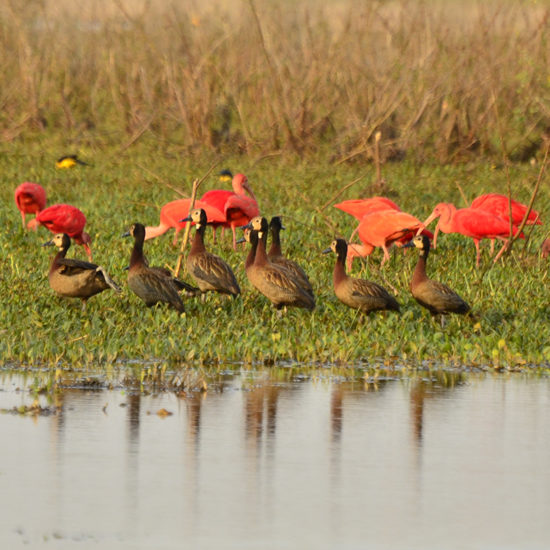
(14, 182), (46, 227)
(243, 220), (315, 311)
(123, 223), (198, 312)
(27, 203), (93, 260)
(323, 238), (400, 314)
(42, 233), (120, 309)
(267, 216), (314, 299)
(181, 208), (240, 298)
(404, 234), (470, 316)
(56, 155), (90, 169)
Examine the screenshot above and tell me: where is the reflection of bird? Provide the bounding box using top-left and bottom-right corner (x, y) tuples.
(268, 216), (314, 298)
(42, 233), (120, 308)
(14, 182), (46, 227)
(123, 223), (197, 312)
(244, 224), (315, 311)
(27, 203), (92, 260)
(350, 209), (431, 267)
(200, 173), (259, 249)
(404, 235), (470, 315)
(323, 238), (399, 313)
(144, 198), (225, 244)
(181, 208), (240, 297)
(55, 155), (90, 169)
(422, 202), (522, 266)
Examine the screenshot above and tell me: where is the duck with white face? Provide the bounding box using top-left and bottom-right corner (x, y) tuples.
(323, 238), (400, 314)
(404, 234), (470, 316)
(42, 233), (121, 309)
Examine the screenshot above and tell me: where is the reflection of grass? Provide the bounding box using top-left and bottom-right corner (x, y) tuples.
(1, 145), (549, 369)
(1, 1), (549, 161)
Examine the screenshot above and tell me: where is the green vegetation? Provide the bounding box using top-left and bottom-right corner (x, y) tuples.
(1, 144), (549, 369)
(0, 1), (549, 371)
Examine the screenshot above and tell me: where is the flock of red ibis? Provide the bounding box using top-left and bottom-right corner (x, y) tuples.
(14, 169), (546, 316)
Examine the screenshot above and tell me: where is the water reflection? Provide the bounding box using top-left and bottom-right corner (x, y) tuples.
(1, 370), (549, 549)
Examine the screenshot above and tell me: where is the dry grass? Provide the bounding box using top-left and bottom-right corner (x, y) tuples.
(1, 0), (549, 162)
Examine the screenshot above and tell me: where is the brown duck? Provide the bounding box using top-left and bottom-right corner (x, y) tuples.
(404, 234), (470, 315)
(123, 223), (198, 312)
(268, 216), (314, 298)
(323, 238), (400, 313)
(42, 233), (121, 308)
(182, 208), (240, 297)
(244, 226), (315, 311)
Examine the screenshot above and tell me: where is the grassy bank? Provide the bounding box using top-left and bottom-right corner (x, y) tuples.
(1, 142), (549, 369)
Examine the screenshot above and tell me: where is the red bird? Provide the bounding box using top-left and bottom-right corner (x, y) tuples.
(422, 202), (523, 267)
(14, 182), (47, 227)
(349, 209), (430, 267)
(27, 204), (92, 260)
(471, 193), (541, 226)
(144, 198), (226, 244)
(335, 196), (401, 242)
(200, 173), (259, 249)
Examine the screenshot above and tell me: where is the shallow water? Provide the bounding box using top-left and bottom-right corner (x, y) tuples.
(1, 370), (550, 549)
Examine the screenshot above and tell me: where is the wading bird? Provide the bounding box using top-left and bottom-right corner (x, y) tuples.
(27, 203), (92, 260)
(200, 173), (259, 249)
(421, 202), (523, 266)
(14, 182), (46, 227)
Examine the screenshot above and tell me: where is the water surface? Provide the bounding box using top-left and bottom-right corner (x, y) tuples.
(1, 370), (549, 549)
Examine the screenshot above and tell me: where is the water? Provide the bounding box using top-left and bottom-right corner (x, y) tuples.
(1, 370), (549, 549)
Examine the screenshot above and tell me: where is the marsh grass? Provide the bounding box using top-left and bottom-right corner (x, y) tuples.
(1, 142), (549, 370)
(0, 0), (549, 163)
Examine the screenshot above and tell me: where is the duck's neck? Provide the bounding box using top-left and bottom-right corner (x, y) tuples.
(130, 237), (146, 268)
(190, 224), (207, 255)
(51, 247), (68, 273)
(333, 249), (348, 286)
(245, 238), (258, 270)
(268, 226), (282, 257)
(412, 251), (429, 286)
(254, 231), (269, 266)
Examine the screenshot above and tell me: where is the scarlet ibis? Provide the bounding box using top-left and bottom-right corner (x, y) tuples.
(334, 196), (400, 242)
(404, 235), (470, 315)
(349, 209), (430, 267)
(422, 202), (523, 267)
(322, 239), (399, 313)
(56, 155), (90, 169)
(144, 198), (225, 244)
(27, 204), (93, 260)
(14, 182), (46, 227)
(123, 223), (198, 312)
(471, 193), (541, 226)
(42, 233), (121, 308)
(200, 173), (260, 249)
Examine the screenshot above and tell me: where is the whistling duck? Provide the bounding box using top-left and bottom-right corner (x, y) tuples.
(268, 216), (314, 298)
(14, 182), (46, 227)
(542, 238), (550, 259)
(123, 223), (197, 312)
(404, 235), (470, 315)
(244, 224), (315, 311)
(56, 154), (90, 169)
(42, 233), (120, 308)
(182, 208), (240, 297)
(323, 239), (399, 313)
